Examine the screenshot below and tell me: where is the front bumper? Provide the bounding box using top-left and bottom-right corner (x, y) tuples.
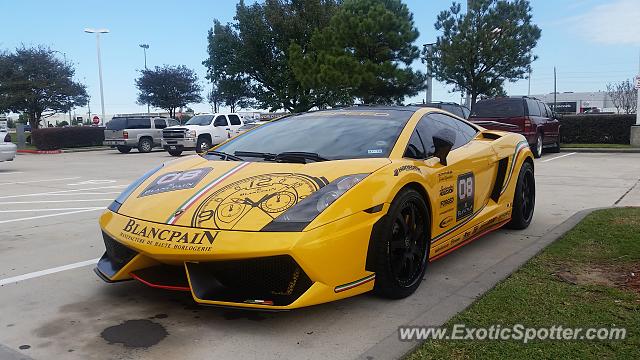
(96, 209), (383, 310)
(162, 138), (196, 151)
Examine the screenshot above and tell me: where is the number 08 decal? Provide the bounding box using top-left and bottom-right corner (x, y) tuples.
(456, 172), (474, 221)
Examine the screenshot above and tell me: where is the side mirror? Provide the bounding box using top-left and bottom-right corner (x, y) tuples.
(432, 129), (456, 166)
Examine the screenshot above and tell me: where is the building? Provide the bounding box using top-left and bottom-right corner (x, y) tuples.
(530, 91), (615, 114)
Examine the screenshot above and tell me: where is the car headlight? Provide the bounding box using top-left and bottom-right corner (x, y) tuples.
(108, 164), (164, 213)
(188, 130), (197, 138)
(261, 174), (369, 232)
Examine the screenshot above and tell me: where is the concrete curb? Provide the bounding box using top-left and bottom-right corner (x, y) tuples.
(16, 149), (62, 154)
(561, 147), (640, 153)
(61, 146), (111, 153)
(16, 147), (110, 154)
(357, 207), (612, 360)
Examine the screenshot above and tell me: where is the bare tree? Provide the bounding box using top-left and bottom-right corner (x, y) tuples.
(606, 79), (638, 114)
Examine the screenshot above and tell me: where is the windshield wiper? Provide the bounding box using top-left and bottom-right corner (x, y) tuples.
(234, 151), (277, 160)
(206, 150), (244, 161)
(234, 151), (328, 164)
(274, 152), (328, 163)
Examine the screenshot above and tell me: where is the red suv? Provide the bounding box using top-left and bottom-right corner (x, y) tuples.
(469, 97), (560, 158)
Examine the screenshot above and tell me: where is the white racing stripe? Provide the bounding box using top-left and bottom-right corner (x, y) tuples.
(0, 177), (81, 186)
(0, 207), (104, 224)
(541, 152), (576, 163)
(0, 199), (113, 205)
(0, 207), (106, 213)
(0, 185), (126, 199)
(0, 258), (100, 286)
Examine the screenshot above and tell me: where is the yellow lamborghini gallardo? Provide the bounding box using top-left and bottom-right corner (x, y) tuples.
(96, 106), (535, 309)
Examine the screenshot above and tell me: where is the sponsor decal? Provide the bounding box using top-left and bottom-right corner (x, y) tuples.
(139, 167), (212, 197)
(439, 208), (454, 216)
(368, 149), (383, 154)
(439, 216), (454, 229)
(120, 219), (218, 252)
(456, 172), (475, 221)
(438, 170), (454, 182)
(440, 197), (454, 208)
(439, 185), (454, 197)
(501, 140), (530, 195)
(394, 165), (421, 176)
(192, 173), (328, 230)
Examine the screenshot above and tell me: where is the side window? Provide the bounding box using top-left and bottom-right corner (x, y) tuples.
(526, 99), (541, 117)
(127, 118), (151, 129)
(228, 114), (242, 125)
(537, 101), (547, 118)
(404, 130), (426, 159)
(154, 119), (167, 129)
(213, 115), (228, 127)
(427, 113), (478, 149)
(545, 104), (554, 119)
(416, 117), (436, 156)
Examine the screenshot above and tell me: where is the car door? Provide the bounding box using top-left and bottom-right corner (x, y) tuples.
(212, 115), (229, 144)
(415, 113), (497, 252)
(227, 114), (244, 137)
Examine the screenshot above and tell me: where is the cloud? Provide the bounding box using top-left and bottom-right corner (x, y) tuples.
(568, 0), (640, 45)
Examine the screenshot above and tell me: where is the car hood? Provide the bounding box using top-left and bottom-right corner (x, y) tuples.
(116, 156), (390, 231)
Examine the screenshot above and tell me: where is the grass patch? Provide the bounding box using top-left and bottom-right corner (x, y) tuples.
(408, 208), (640, 359)
(561, 143), (632, 149)
(8, 132), (37, 150)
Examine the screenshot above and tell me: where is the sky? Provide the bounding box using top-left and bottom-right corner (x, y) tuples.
(1, 0), (639, 116)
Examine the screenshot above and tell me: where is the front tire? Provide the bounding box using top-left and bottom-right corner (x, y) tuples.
(506, 161), (535, 230)
(196, 137), (212, 154)
(372, 188), (430, 299)
(116, 146), (131, 154)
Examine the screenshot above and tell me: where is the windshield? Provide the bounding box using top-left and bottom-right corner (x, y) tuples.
(106, 118), (127, 130)
(216, 110), (410, 160)
(186, 115), (214, 126)
(471, 99), (524, 118)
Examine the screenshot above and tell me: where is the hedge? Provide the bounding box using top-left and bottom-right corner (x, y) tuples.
(559, 114), (636, 144)
(31, 126), (105, 150)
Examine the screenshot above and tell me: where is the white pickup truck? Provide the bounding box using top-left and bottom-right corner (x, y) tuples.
(161, 113), (245, 156)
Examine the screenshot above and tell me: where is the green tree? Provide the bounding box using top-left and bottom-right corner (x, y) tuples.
(0, 46), (88, 129)
(203, 0), (340, 112)
(135, 65), (203, 118)
(429, 0), (541, 106)
(290, 0), (426, 105)
(204, 20), (254, 112)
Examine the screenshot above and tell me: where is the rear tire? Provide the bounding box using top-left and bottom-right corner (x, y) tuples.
(532, 133), (543, 158)
(138, 137), (153, 153)
(116, 146), (131, 154)
(506, 161), (535, 230)
(372, 188), (430, 299)
(167, 149), (183, 156)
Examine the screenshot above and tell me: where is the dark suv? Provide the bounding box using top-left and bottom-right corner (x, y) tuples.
(469, 97), (560, 158)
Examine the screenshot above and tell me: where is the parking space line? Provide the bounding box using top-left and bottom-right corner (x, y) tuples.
(0, 199), (113, 205)
(0, 171), (24, 176)
(0, 185), (126, 199)
(0, 208), (104, 224)
(0, 207), (106, 213)
(0, 177), (81, 186)
(541, 152), (576, 163)
(0, 258), (100, 286)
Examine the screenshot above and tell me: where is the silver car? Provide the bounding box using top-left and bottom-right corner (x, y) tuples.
(104, 116), (179, 153)
(0, 130), (17, 162)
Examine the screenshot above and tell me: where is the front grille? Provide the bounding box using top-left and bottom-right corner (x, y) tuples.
(102, 231), (137, 266)
(186, 255), (313, 306)
(163, 128), (187, 139)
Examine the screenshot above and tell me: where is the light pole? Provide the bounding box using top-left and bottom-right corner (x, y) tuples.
(139, 44), (150, 114)
(423, 43), (435, 104)
(84, 28), (109, 125)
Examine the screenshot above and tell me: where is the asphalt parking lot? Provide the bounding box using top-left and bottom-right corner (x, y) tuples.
(1, 150), (639, 360)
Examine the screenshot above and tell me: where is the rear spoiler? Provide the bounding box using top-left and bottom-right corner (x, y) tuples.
(469, 120), (520, 131)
